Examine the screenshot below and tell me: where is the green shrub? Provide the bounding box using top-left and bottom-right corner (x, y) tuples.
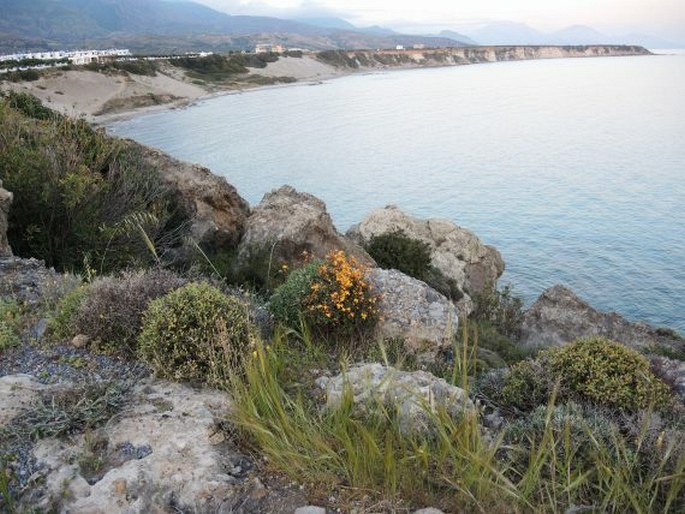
(471, 284), (524, 340)
(269, 262), (320, 328)
(0, 320), (20, 352)
(69, 269), (187, 357)
(365, 230), (463, 301)
(0, 96), (188, 274)
(544, 337), (673, 411)
(498, 360), (549, 411)
(138, 283), (255, 386)
(49, 285), (90, 341)
(366, 230), (432, 280)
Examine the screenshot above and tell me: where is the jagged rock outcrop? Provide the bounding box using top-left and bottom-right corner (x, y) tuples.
(348, 205), (504, 303)
(124, 140), (250, 253)
(520, 285), (685, 352)
(316, 363), (474, 436)
(0, 179), (12, 257)
(369, 268), (459, 358)
(650, 357), (685, 402)
(238, 185), (372, 268)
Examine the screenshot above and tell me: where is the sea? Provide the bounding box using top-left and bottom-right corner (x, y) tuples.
(107, 51), (685, 333)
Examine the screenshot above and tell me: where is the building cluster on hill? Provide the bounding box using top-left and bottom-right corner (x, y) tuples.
(0, 48), (131, 65)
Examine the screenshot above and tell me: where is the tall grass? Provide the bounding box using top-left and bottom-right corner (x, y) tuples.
(228, 327), (684, 513)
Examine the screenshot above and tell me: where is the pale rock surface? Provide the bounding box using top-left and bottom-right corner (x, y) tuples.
(238, 185), (372, 268)
(0, 178), (12, 256)
(0, 256), (79, 305)
(649, 356), (685, 402)
(369, 268), (458, 358)
(347, 205), (504, 310)
(520, 285), (685, 352)
(316, 363), (474, 436)
(0, 374), (46, 425)
(123, 139), (250, 254)
(294, 506), (327, 514)
(29, 379), (241, 513)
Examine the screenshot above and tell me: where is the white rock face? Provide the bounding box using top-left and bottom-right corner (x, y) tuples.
(0, 179), (13, 256)
(316, 363), (474, 436)
(30, 379), (238, 513)
(348, 205), (505, 312)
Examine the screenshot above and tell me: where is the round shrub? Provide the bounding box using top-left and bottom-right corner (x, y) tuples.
(498, 360), (549, 411)
(70, 269), (187, 356)
(49, 285), (90, 341)
(366, 229), (432, 280)
(138, 282), (255, 385)
(543, 337), (673, 411)
(305, 251), (379, 334)
(269, 262), (320, 328)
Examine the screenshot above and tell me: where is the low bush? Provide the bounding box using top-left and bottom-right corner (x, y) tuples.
(471, 284), (524, 340)
(498, 360), (550, 411)
(49, 285), (90, 341)
(269, 262), (320, 328)
(138, 282), (255, 386)
(365, 230), (463, 301)
(270, 251), (379, 337)
(544, 337), (673, 411)
(0, 320), (20, 352)
(68, 269), (187, 356)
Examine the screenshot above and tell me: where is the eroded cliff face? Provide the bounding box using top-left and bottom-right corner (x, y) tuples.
(322, 45), (651, 70)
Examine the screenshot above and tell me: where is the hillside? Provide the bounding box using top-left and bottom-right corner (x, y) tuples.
(0, 0), (468, 53)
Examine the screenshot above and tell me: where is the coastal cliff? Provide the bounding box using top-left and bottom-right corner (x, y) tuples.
(317, 44), (651, 69)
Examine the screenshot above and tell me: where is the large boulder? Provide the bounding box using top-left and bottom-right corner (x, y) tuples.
(316, 363), (474, 436)
(369, 268), (459, 358)
(520, 285), (685, 352)
(238, 185), (372, 267)
(0, 179), (12, 257)
(124, 140), (250, 253)
(347, 205), (505, 301)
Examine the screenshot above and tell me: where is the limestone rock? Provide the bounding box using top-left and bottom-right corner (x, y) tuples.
(347, 205), (505, 301)
(316, 363), (474, 436)
(238, 185), (372, 268)
(29, 379), (239, 513)
(124, 140), (250, 253)
(369, 268), (458, 357)
(294, 507), (327, 514)
(0, 374), (46, 425)
(0, 178), (12, 257)
(649, 356), (685, 402)
(520, 285), (685, 352)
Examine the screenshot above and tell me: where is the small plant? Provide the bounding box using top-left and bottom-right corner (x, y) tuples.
(138, 282), (255, 386)
(543, 337), (673, 411)
(68, 269), (187, 357)
(471, 284), (524, 340)
(48, 285), (90, 341)
(269, 262), (320, 328)
(0, 320), (20, 352)
(498, 360), (549, 412)
(305, 250), (379, 333)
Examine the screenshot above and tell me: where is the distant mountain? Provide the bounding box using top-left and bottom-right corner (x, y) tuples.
(468, 21), (547, 45)
(436, 30), (478, 46)
(0, 0), (468, 53)
(550, 25), (613, 45)
(294, 17), (357, 31)
(359, 25), (399, 36)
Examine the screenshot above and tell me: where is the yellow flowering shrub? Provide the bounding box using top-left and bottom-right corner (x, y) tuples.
(305, 250), (379, 331)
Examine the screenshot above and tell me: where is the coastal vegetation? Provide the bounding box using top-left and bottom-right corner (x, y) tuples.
(0, 95), (683, 513)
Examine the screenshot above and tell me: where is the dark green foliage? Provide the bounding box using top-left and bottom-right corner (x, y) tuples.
(316, 50), (360, 68)
(365, 229), (463, 301)
(138, 282), (255, 385)
(471, 284), (524, 340)
(0, 69), (41, 82)
(49, 286), (90, 341)
(472, 321), (532, 365)
(66, 269), (188, 357)
(269, 262), (320, 328)
(498, 360), (549, 411)
(0, 95), (188, 273)
(3, 91), (59, 120)
(85, 59), (158, 76)
(170, 52), (280, 82)
(366, 229), (432, 280)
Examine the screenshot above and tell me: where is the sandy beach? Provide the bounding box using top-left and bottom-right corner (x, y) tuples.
(1, 56), (345, 124)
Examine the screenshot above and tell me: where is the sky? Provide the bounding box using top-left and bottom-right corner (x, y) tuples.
(196, 0), (685, 42)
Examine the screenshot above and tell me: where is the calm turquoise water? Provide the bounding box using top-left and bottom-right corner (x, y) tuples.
(108, 54), (685, 332)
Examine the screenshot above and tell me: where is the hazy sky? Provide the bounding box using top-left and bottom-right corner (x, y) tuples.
(197, 0), (685, 40)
